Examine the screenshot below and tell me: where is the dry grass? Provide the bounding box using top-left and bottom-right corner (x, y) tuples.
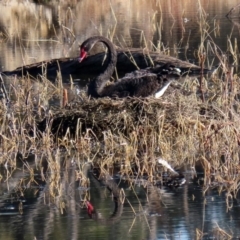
(1, 69), (240, 199)
(1, 4), (240, 240)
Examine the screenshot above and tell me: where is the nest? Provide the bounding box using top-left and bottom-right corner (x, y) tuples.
(40, 88), (225, 139)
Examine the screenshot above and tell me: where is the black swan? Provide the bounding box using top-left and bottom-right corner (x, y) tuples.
(80, 36), (183, 98)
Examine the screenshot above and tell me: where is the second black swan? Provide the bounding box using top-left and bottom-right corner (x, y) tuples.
(80, 36), (184, 98)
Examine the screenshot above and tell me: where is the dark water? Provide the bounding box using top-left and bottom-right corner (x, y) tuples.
(1, 153), (240, 240)
(0, 159), (240, 239)
(1, 1), (240, 239)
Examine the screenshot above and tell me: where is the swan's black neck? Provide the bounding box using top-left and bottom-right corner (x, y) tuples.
(87, 37), (117, 98)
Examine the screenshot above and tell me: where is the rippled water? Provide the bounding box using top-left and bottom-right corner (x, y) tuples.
(1, 154), (240, 240)
(1, 0), (240, 239)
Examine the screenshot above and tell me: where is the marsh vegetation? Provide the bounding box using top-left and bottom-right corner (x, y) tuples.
(1, 0), (240, 239)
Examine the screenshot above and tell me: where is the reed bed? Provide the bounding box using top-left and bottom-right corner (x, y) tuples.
(0, 2), (239, 210)
(1, 70), (240, 199)
(1, 1), (240, 238)
(49, 77), (240, 192)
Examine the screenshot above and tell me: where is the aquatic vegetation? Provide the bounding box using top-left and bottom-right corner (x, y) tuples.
(1, 1), (240, 238)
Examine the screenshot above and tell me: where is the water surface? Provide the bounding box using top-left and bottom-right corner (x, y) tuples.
(1, 155), (240, 240)
(0, 0), (239, 73)
(1, 1), (240, 239)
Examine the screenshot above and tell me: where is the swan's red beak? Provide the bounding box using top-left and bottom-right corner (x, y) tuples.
(79, 48), (87, 62)
(85, 201), (95, 217)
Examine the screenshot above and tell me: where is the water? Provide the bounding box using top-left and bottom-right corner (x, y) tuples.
(0, 0), (239, 73)
(1, 0), (240, 239)
(1, 156), (240, 240)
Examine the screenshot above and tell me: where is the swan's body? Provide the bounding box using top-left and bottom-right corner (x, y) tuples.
(79, 36), (181, 98)
(88, 66), (181, 98)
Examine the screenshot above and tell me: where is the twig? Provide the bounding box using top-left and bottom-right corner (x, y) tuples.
(199, 53), (206, 102)
(62, 88), (68, 108)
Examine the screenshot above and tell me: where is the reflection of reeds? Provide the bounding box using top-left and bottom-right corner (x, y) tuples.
(213, 223), (232, 239)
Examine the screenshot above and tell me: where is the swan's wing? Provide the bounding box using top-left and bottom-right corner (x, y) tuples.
(102, 74), (162, 98)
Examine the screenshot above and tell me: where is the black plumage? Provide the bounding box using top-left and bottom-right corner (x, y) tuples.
(80, 36), (181, 98)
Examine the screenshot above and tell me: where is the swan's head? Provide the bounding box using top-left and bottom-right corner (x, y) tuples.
(79, 37), (100, 62)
